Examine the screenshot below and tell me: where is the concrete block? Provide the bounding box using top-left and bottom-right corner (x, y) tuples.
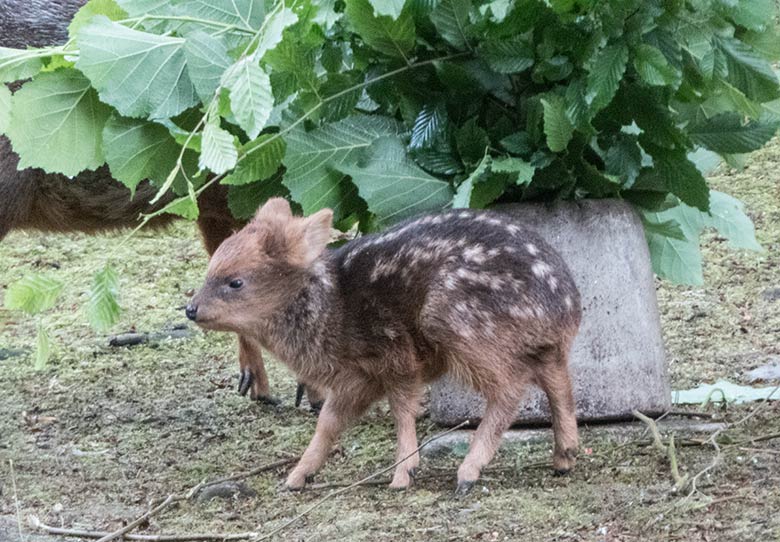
(429, 200), (670, 426)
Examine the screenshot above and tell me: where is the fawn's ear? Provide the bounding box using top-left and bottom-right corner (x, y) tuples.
(254, 198), (292, 223)
(300, 208), (334, 265)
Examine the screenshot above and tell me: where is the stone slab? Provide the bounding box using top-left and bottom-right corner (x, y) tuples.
(422, 419), (726, 458)
(429, 200), (670, 426)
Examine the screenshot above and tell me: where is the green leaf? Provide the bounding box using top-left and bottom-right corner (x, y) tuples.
(455, 117), (489, 166)
(346, 0), (415, 58)
(688, 112), (778, 153)
(633, 44), (679, 87)
(283, 114), (404, 218)
(430, 0), (472, 50)
(541, 95), (573, 152)
(68, 0), (128, 38)
(7, 69), (111, 177)
(704, 190), (762, 251)
(184, 30), (232, 103)
(102, 114), (185, 194)
(452, 153), (490, 208)
(338, 136), (453, 224)
(76, 16), (198, 119)
(200, 116), (238, 175)
(650, 149), (710, 212)
(313, 0), (342, 30)
(35, 324), (52, 371)
(163, 194), (199, 219)
(227, 172), (290, 219)
(0, 47), (44, 83)
(644, 204), (705, 285)
(4, 274), (64, 315)
(223, 134), (286, 186)
(725, 0), (774, 32)
(491, 156), (535, 185)
(645, 225), (703, 285)
(717, 36), (780, 103)
(586, 43), (628, 113)
(254, 7), (299, 60)
(0, 84), (10, 135)
(478, 37), (534, 74)
(641, 216), (686, 241)
(603, 135), (642, 187)
(175, 0), (265, 30)
(320, 72), (363, 122)
(88, 264), (121, 332)
(369, 0), (407, 19)
(410, 104), (447, 149)
(222, 58), (273, 139)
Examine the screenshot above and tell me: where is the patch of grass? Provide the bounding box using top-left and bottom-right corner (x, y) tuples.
(1, 140), (780, 540)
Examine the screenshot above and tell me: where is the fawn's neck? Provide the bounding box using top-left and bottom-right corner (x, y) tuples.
(263, 257), (341, 378)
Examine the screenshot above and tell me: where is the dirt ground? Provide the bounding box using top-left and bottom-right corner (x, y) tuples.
(0, 140), (779, 541)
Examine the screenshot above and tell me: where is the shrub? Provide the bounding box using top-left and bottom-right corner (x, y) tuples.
(1, 0), (778, 294)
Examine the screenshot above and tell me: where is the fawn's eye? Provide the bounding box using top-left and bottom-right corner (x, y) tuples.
(229, 279), (244, 289)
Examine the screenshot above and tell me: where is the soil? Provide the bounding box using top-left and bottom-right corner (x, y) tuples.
(0, 139), (779, 541)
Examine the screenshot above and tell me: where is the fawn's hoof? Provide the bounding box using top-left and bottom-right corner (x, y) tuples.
(389, 468), (417, 490)
(238, 369), (253, 396)
(553, 448), (578, 475)
(455, 480), (475, 496)
(254, 394), (281, 406)
(285, 473), (314, 490)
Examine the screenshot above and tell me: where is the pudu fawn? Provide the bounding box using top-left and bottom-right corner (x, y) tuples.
(187, 198), (582, 492)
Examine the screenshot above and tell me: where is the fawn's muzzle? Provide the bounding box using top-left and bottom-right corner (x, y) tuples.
(185, 304), (198, 321)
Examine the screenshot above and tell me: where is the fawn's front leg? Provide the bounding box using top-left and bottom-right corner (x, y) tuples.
(286, 383), (377, 489)
(237, 336), (276, 404)
(388, 383), (423, 489)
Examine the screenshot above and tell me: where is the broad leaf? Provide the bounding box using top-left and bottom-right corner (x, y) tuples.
(645, 227), (703, 285)
(704, 190), (762, 251)
(102, 114), (185, 194)
(68, 0), (128, 38)
(717, 36), (780, 103)
(88, 264), (121, 332)
(254, 7), (299, 60)
(410, 104), (447, 149)
(4, 274), (64, 315)
(0, 85), (10, 135)
(76, 16), (198, 119)
(339, 136), (453, 224)
(346, 0), (415, 58)
(689, 112), (778, 153)
(163, 194), (199, 219)
(586, 43), (628, 113)
(491, 156), (535, 185)
(452, 153), (490, 208)
(541, 95), (573, 152)
(649, 149), (710, 212)
(456, 117), (489, 165)
(478, 37), (534, 74)
(222, 58), (273, 139)
(633, 44), (679, 87)
(430, 0), (473, 50)
(223, 134), (286, 185)
(7, 69), (111, 177)
(0, 47), (44, 83)
(283, 115), (404, 218)
(369, 0), (407, 19)
(184, 30), (232, 103)
(200, 117), (238, 174)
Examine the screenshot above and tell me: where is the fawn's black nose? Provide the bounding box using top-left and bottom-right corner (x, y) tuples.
(185, 304), (198, 321)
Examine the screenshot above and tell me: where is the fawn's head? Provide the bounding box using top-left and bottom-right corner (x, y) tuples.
(186, 198), (333, 335)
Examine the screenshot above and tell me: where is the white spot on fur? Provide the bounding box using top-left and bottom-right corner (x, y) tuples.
(526, 243), (538, 256)
(532, 260), (552, 277)
(565, 296), (573, 309)
(463, 245), (486, 264)
(506, 224), (520, 235)
(548, 276), (558, 292)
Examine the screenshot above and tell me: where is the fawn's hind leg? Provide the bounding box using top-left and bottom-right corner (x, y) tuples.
(535, 344), (579, 473)
(456, 382), (528, 494)
(286, 382), (379, 489)
(388, 383), (423, 489)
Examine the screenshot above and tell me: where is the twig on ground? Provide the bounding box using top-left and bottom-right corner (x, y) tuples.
(633, 410), (689, 491)
(95, 494), (175, 542)
(28, 517), (258, 541)
(10, 459), (25, 542)
(256, 420), (470, 541)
